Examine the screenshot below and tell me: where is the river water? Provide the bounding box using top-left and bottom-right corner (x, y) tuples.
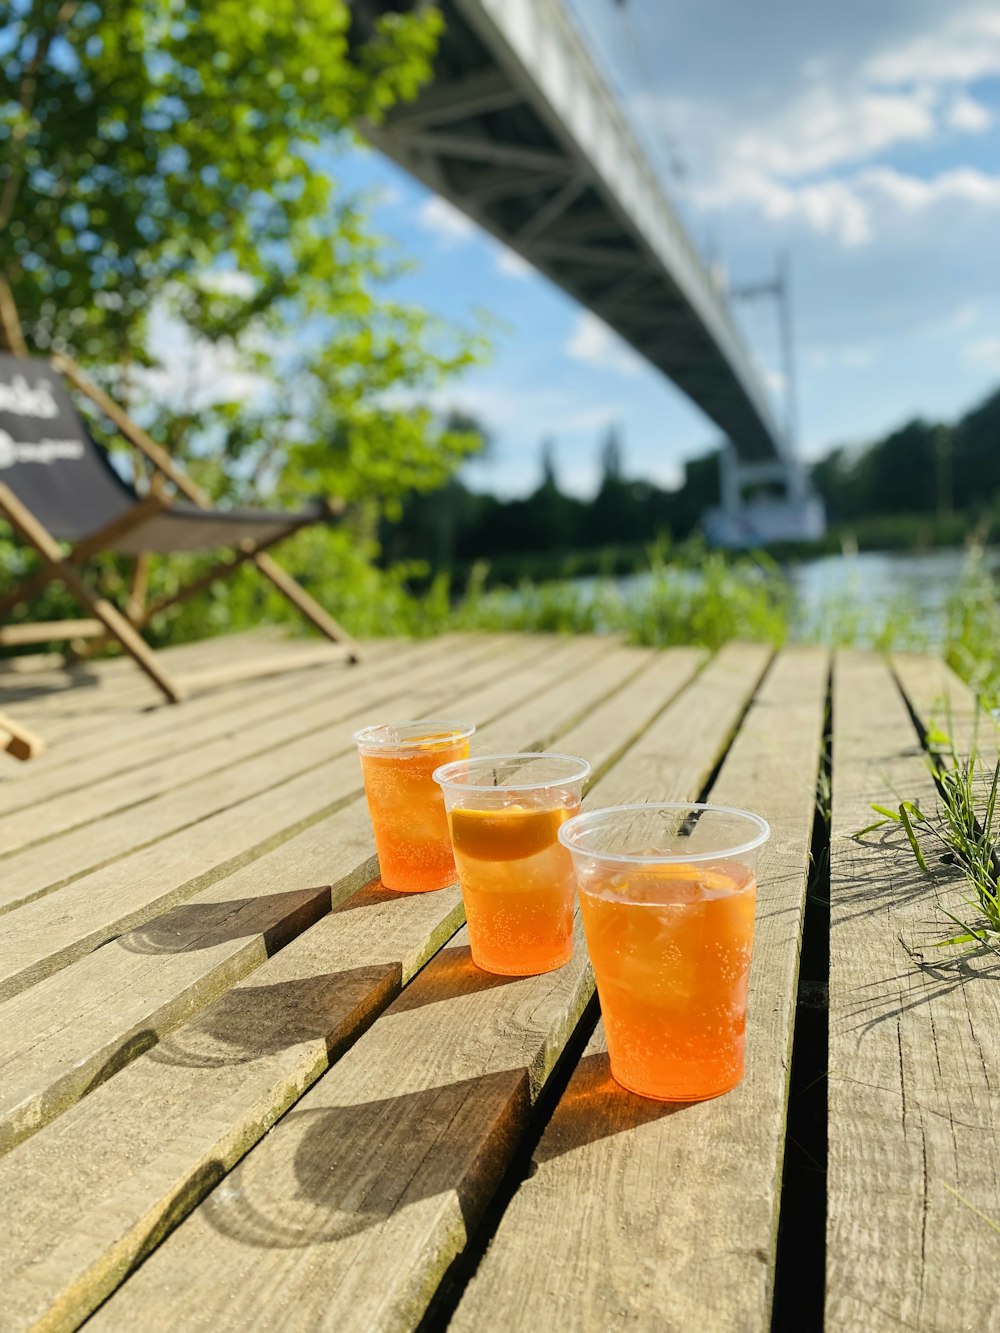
(608, 545), (998, 649)
(785, 546), (1000, 645)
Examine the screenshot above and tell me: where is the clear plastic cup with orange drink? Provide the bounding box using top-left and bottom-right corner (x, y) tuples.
(433, 753), (590, 975)
(559, 803), (769, 1101)
(354, 720), (475, 892)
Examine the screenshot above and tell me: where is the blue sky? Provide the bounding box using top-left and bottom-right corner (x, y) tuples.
(322, 0), (1000, 499)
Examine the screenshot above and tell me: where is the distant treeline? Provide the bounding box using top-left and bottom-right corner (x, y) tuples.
(381, 383), (1000, 576)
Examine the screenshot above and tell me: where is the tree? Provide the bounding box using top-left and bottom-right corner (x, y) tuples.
(0, 2), (495, 643)
(599, 424), (623, 487)
(0, 0), (441, 358)
(539, 436), (559, 491)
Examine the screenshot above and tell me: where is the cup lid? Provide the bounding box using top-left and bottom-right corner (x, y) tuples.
(353, 719), (476, 751)
(558, 801), (770, 864)
(433, 752), (591, 792)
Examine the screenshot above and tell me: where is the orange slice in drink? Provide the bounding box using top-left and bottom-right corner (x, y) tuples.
(450, 804), (571, 862)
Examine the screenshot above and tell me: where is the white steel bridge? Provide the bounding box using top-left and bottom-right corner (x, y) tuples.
(357, 0), (824, 542)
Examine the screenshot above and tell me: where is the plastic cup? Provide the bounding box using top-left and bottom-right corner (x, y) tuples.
(354, 720), (475, 892)
(433, 753), (591, 975)
(559, 802), (770, 1101)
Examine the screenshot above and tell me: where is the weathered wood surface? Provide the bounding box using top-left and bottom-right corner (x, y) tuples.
(78, 642), (769, 1332)
(892, 650), (998, 768)
(452, 647), (828, 1332)
(0, 636), (604, 999)
(6, 631), (995, 1333)
(0, 635), (548, 903)
(0, 637), (506, 851)
(0, 639), (686, 1155)
(826, 652), (1000, 1333)
(0, 633), (473, 815)
(0, 643), (709, 1330)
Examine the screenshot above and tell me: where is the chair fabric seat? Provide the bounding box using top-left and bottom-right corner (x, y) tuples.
(108, 502), (321, 554)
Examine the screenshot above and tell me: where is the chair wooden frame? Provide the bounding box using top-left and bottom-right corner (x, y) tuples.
(0, 355), (361, 704)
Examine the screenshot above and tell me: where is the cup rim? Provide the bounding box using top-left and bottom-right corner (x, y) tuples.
(557, 801), (770, 864)
(432, 751), (592, 793)
(353, 719), (476, 752)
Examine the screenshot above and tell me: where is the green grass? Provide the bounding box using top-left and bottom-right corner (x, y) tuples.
(855, 727), (1000, 952)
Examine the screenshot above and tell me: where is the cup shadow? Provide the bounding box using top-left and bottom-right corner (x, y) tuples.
(534, 1051), (695, 1165)
(146, 965), (398, 1069)
(118, 888), (332, 956)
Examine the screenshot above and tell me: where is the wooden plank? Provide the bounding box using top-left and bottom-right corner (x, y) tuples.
(0, 634), (475, 796)
(0, 639), (666, 1155)
(0, 629), (391, 728)
(0, 636), (602, 998)
(0, 638), (428, 810)
(563, 641), (772, 805)
(0, 620), (104, 646)
(451, 646), (828, 1332)
(825, 651), (1000, 1332)
(0, 645), (334, 735)
(472, 645), (704, 761)
(892, 651), (1000, 767)
(0, 883), (467, 1333)
(0, 646), (699, 1330)
(0, 636), (551, 914)
(0, 637), (505, 851)
(0, 714), (45, 762)
(79, 643), (770, 1332)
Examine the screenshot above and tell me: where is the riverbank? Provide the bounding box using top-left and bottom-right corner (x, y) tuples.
(431, 509), (991, 589)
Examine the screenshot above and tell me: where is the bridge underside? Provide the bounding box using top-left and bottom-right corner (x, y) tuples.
(358, 0), (787, 463)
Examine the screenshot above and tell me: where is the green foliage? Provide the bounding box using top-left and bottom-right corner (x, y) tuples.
(944, 548), (1000, 709)
(810, 385), (1000, 524)
(386, 540), (790, 651)
(2, 0), (441, 358)
(855, 735), (1000, 953)
(1, 0), (494, 644)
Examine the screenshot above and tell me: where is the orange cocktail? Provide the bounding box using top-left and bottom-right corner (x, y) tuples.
(355, 720), (475, 892)
(434, 754), (590, 975)
(560, 803), (769, 1101)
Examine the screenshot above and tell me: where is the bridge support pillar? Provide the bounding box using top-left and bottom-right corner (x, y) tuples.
(708, 445), (826, 548)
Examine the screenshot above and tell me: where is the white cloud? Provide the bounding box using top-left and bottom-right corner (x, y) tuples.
(865, 8), (1000, 86)
(946, 94), (994, 133)
(966, 336), (1000, 370)
(696, 164), (1000, 248)
(727, 88), (936, 180)
(565, 312), (644, 377)
(494, 245), (534, 280)
(416, 196), (476, 246)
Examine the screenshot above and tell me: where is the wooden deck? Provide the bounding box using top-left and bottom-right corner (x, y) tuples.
(1, 631), (997, 1331)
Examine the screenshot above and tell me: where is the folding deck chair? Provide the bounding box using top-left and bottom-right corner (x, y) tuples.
(0, 352), (361, 704)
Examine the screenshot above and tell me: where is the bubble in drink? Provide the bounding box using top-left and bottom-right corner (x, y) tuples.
(448, 800), (580, 975)
(356, 723), (474, 893)
(579, 860), (756, 1100)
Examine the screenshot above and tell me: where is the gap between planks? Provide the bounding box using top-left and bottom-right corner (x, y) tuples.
(0, 639), (672, 1158)
(0, 643), (714, 1331)
(62, 645), (772, 1333)
(0, 636), (614, 1000)
(450, 646), (829, 1333)
(825, 651), (1000, 1333)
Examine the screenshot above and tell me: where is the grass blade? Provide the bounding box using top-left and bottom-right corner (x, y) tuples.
(899, 802), (930, 872)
